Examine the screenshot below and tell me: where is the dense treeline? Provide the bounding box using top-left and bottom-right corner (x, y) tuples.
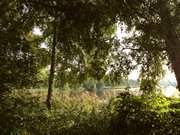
(0, 0), (180, 134)
(0, 0), (180, 96)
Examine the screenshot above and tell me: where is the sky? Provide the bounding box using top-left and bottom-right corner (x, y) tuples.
(33, 27), (43, 36)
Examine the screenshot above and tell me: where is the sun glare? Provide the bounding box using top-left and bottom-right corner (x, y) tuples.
(32, 27), (43, 36)
(163, 86), (179, 98)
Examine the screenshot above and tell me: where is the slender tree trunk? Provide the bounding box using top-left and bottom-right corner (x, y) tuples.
(46, 23), (57, 110)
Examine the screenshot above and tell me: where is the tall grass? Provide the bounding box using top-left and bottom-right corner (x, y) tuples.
(0, 89), (179, 135)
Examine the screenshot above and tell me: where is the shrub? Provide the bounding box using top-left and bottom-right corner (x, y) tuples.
(110, 92), (180, 135)
(0, 90), (111, 135)
(82, 79), (96, 92)
(0, 90), (179, 135)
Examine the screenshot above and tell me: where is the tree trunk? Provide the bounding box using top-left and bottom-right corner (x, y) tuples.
(159, 1), (180, 90)
(172, 52), (180, 90)
(46, 23), (57, 110)
(165, 33), (180, 91)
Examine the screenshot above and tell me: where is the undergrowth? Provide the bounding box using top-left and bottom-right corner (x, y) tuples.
(0, 90), (179, 135)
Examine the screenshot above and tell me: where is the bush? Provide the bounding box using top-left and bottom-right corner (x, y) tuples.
(82, 79), (96, 92)
(110, 92), (180, 135)
(0, 90), (179, 135)
(0, 90), (111, 135)
(0, 90), (48, 135)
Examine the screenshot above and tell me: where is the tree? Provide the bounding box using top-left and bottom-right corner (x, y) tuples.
(0, 0), (42, 93)
(27, 0), (117, 108)
(107, 0), (180, 90)
(46, 20), (57, 109)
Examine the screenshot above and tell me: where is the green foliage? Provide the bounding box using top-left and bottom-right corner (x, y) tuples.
(110, 93), (180, 135)
(0, 0), (48, 91)
(138, 49), (165, 92)
(0, 90), (111, 135)
(0, 91), (47, 135)
(82, 78), (96, 92)
(36, 68), (49, 87)
(28, 0), (117, 82)
(0, 1), (180, 134)
(2, 0), (179, 93)
(110, 0), (180, 90)
(0, 90), (179, 135)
